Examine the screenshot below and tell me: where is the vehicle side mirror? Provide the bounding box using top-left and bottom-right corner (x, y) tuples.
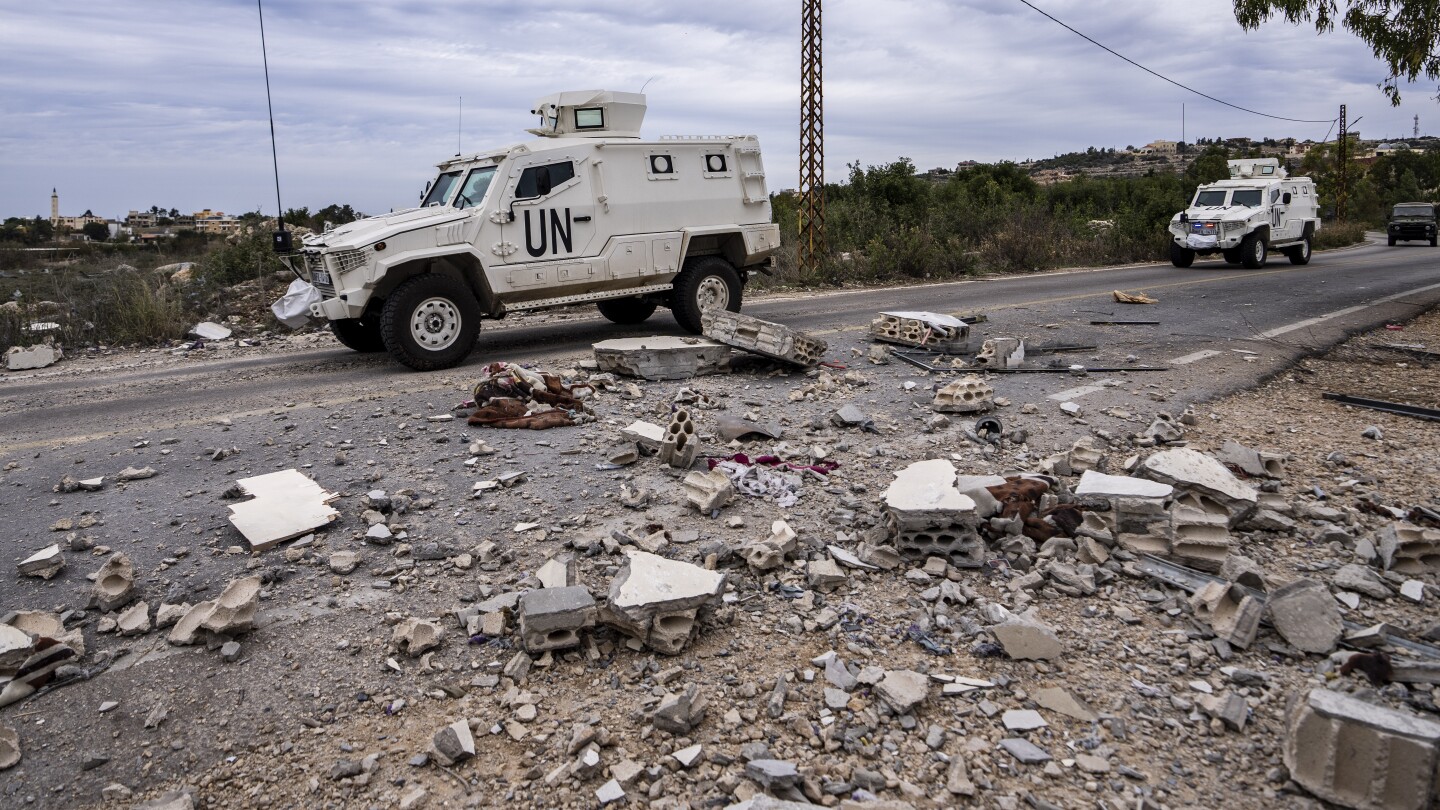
(1282, 192), (1292, 204)
(1179, 212), (1189, 223)
(421, 180), (432, 201)
(536, 167), (553, 197)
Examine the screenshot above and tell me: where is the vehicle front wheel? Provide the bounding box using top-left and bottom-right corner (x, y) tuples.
(379, 274), (481, 371)
(597, 297), (658, 324)
(1389, 236), (1397, 246)
(1221, 248), (1242, 264)
(671, 256), (742, 333)
(330, 315), (387, 353)
(1286, 236), (1312, 265)
(1241, 234), (1267, 268)
(1432, 237), (1437, 247)
(1169, 242), (1195, 268)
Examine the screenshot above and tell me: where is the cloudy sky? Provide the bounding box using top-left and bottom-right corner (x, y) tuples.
(1, 0), (1431, 221)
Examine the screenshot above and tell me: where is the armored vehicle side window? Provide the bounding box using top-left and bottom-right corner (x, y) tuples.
(1231, 190), (1262, 207)
(423, 171), (462, 206)
(455, 166), (498, 210)
(574, 107), (604, 129)
(1195, 190), (1227, 206)
(515, 161), (576, 199)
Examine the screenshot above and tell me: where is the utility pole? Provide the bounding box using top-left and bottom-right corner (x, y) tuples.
(1337, 104), (1347, 222)
(798, 0), (825, 277)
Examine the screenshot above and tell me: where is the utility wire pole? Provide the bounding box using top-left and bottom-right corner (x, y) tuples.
(798, 0), (825, 277)
(1337, 104), (1347, 222)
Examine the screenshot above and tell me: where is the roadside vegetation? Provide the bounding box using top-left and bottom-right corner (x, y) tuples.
(0, 145), (1430, 349)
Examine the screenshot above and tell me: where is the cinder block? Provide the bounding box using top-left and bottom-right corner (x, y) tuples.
(869, 312), (970, 352)
(1378, 522), (1440, 575)
(974, 337), (1025, 369)
(1169, 495), (1231, 572)
(1189, 581), (1261, 649)
(658, 408), (698, 469)
(701, 310), (826, 367)
(1283, 687), (1440, 810)
(682, 469), (734, 513)
(932, 375), (993, 414)
(518, 586), (596, 652)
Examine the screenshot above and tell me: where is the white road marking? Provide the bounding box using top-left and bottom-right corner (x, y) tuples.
(1257, 281), (1440, 339)
(1048, 379), (1119, 401)
(1170, 349), (1222, 365)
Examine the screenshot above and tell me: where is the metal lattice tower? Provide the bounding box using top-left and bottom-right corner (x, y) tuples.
(1337, 104), (1348, 221)
(1416, 114), (1421, 139)
(798, 0), (825, 277)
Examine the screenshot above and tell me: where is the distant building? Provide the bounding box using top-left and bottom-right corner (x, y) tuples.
(49, 189), (106, 230)
(192, 209), (241, 234)
(1138, 140), (1177, 155)
(126, 210), (158, 228)
(1374, 142), (1410, 155)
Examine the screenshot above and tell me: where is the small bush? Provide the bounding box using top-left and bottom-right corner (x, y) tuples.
(1314, 221), (1369, 250)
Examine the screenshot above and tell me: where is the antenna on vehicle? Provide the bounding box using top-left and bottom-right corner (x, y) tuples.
(258, 0), (290, 254)
(457, 96), (463, 156)
(639, 76), (658, 93)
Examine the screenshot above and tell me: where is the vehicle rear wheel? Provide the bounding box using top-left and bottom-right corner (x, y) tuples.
(379, 274), (481, 371)
(1432, 237), (1437, 247)
(1389, 236), (1397, 246)
(596, 297), (658, 324)
(1168, 242), (1195, 268)
(1221, 248), (1242, 264)
(1240, 234), (1267, 269)
(671, 256), (742, 333)
(1286, 235), (1312, 265)
(330, 315), (387, 353)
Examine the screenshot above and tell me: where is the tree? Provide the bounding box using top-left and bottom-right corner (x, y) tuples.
(1234, 1), (1440, 104)
(1184, 146), (1232, 184)
(81, 222), (109, 242)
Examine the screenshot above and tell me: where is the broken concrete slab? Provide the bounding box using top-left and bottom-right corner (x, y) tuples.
(884, 459), (975, 529)
(1032, 686), (1097, 722)
(932, 375), (993, 413)
(1377, 522), (1440, 575)
(620, 420), (665, 449)
(1283, 687), (1440, 810)
(5, 343), (61, 371)
(226, 469), (339, 552)
(1334, 564), (1393, 599)
(604, 551), (724, 655)
(991, 612), (1063, 661)
(392, 617), (444, 657)
(1267, 578), (1343, 654)
(536, 555), (575, 589)
(1074, 470), (1173, 499)
(593, 336), (730, 380)
(91, 553), (137, 613)
(0, 625), (33, 671)
(999, 737), (1051, 764)
(870, 311), (971, 352)
(682, 469), (734, 513)
(115, 601), (151, 637)
(17, 544), (64, 579)
(875, 669), (929, 714)
(431, 719), (475, 766)
(1138, 448), (1258, 524)
(701, 310), (826, 368)
(519, 587), (596, 653)
(1190, 581), (1262, 649)
(117, 466), (157, 482)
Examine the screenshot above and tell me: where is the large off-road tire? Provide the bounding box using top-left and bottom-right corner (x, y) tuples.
(1431, 237), (1437, 247)
(596, 297), (658, 325)
(1169, 242), (1195, 268)
(1388, 235), (1397, 246)
(1240, 234), (1267, 269)
(330, 315), (387, 353)
(379, 274), (481, 371)
(1221, 248), (1242, 264)
(671, 256), (742, 333)
(1286, 236), (1312, 265)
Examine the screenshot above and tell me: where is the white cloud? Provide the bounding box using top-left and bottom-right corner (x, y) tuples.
(0, 0), (1430, 219)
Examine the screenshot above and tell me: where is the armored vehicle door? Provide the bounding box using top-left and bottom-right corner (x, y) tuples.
(495, 157), (596, 266)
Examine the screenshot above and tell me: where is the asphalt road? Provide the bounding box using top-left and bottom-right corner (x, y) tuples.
(1, 236), (1437, 457)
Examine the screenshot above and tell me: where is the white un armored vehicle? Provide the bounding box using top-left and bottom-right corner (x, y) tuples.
(1167, 158), (1320, 269)
(284, 90), (781, 370)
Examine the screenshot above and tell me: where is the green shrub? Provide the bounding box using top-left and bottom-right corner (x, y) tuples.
(1313, 221), (1369, 250)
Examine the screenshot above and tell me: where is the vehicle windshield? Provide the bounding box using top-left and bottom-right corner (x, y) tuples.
(454, 167), (498, 210)
(1394, 204), (1435, 218)
(1194, 190), (1228, 206)
(422, 171), (461, 207)
(1230, 190), (1262, 207)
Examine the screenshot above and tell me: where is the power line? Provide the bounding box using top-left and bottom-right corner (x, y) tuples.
(1016, 0), (1334, 124)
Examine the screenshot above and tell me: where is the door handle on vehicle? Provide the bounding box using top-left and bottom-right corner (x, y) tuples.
(573, 215), (592, 222)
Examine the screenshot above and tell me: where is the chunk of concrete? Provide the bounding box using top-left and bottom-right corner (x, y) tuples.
(884, 459), (976, 529)
(1190, 581), (1262, 649)
(651, 684), (707, 735)
(199, 575), (261, 636)
(682, 469), (734, 513)
(0, 625), (33, 671)
(875, 669), (929, 714)
(1334, 564), (1393, 599)
(870, 311), (970, 352)
(620, 420), (666, 450)
(1074, 470), (1173, 499)
(807, 558), (847, 592)
(518, 587), (596, 653)
(932, 375), (993, 414)
(1168, 496), (1232, 573)
(604, 551), (724, 655)
(189, 321), (232, 340)
(991, 613), (1063, 661)
(536, 555), (575, 589)
(701, 310), (826, 368)
(226, 469), (339, 552)
(1377, 522), (1440, 575)
(1283, 687), (1440, 810)
(1215, 439), (1286, 479)
(431, 719), (475, 766)
(5, 343), (61, 370)
(90, 553), (137, 613)
(1032, 686), (1097, 722)
(658, 408), (699, 469)
(593, 336), (730, 380)
(1138, 448), (1257, 524)
(116, 601), (151, 637)
(999, 737), (1051, 764)
(17, 544), (64, 579)
(1268, 578), (1343, 654)
(0, 723), (18, 770)
(975, 337), (1025, 369)
(392, 617), (444, 657)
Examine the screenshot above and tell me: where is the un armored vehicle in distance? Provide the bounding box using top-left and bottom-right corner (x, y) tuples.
(1167, 158), (1320, 269)
(1387, 202), (1437, 246)
(283, 90), (781, 370)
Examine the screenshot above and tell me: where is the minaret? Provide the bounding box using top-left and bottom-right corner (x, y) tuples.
(50, 188), (59, 226)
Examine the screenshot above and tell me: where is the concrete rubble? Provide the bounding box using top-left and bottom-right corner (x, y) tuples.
(974, 337), (1025, 369)
(518, 587), (596, 652)
(931, 374), (993, 413)
(5, 342), (62, 370)
(682, 469), (735, 513)
(226, 469), (340, 552)
(658, 408), (699, 468)
(603, 550), (724, 654)
(90, 553), (138, 613)
(593, 336), (730, 380)
(869, 311), (971, 352)
(1284, 688), (1440, 810)
(701, 310), (827, 368)
(17, 544), (64, 579)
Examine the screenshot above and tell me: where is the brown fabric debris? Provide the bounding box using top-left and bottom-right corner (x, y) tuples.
(1113, 290), (1158, 304)
(466, 362), (594, 429)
